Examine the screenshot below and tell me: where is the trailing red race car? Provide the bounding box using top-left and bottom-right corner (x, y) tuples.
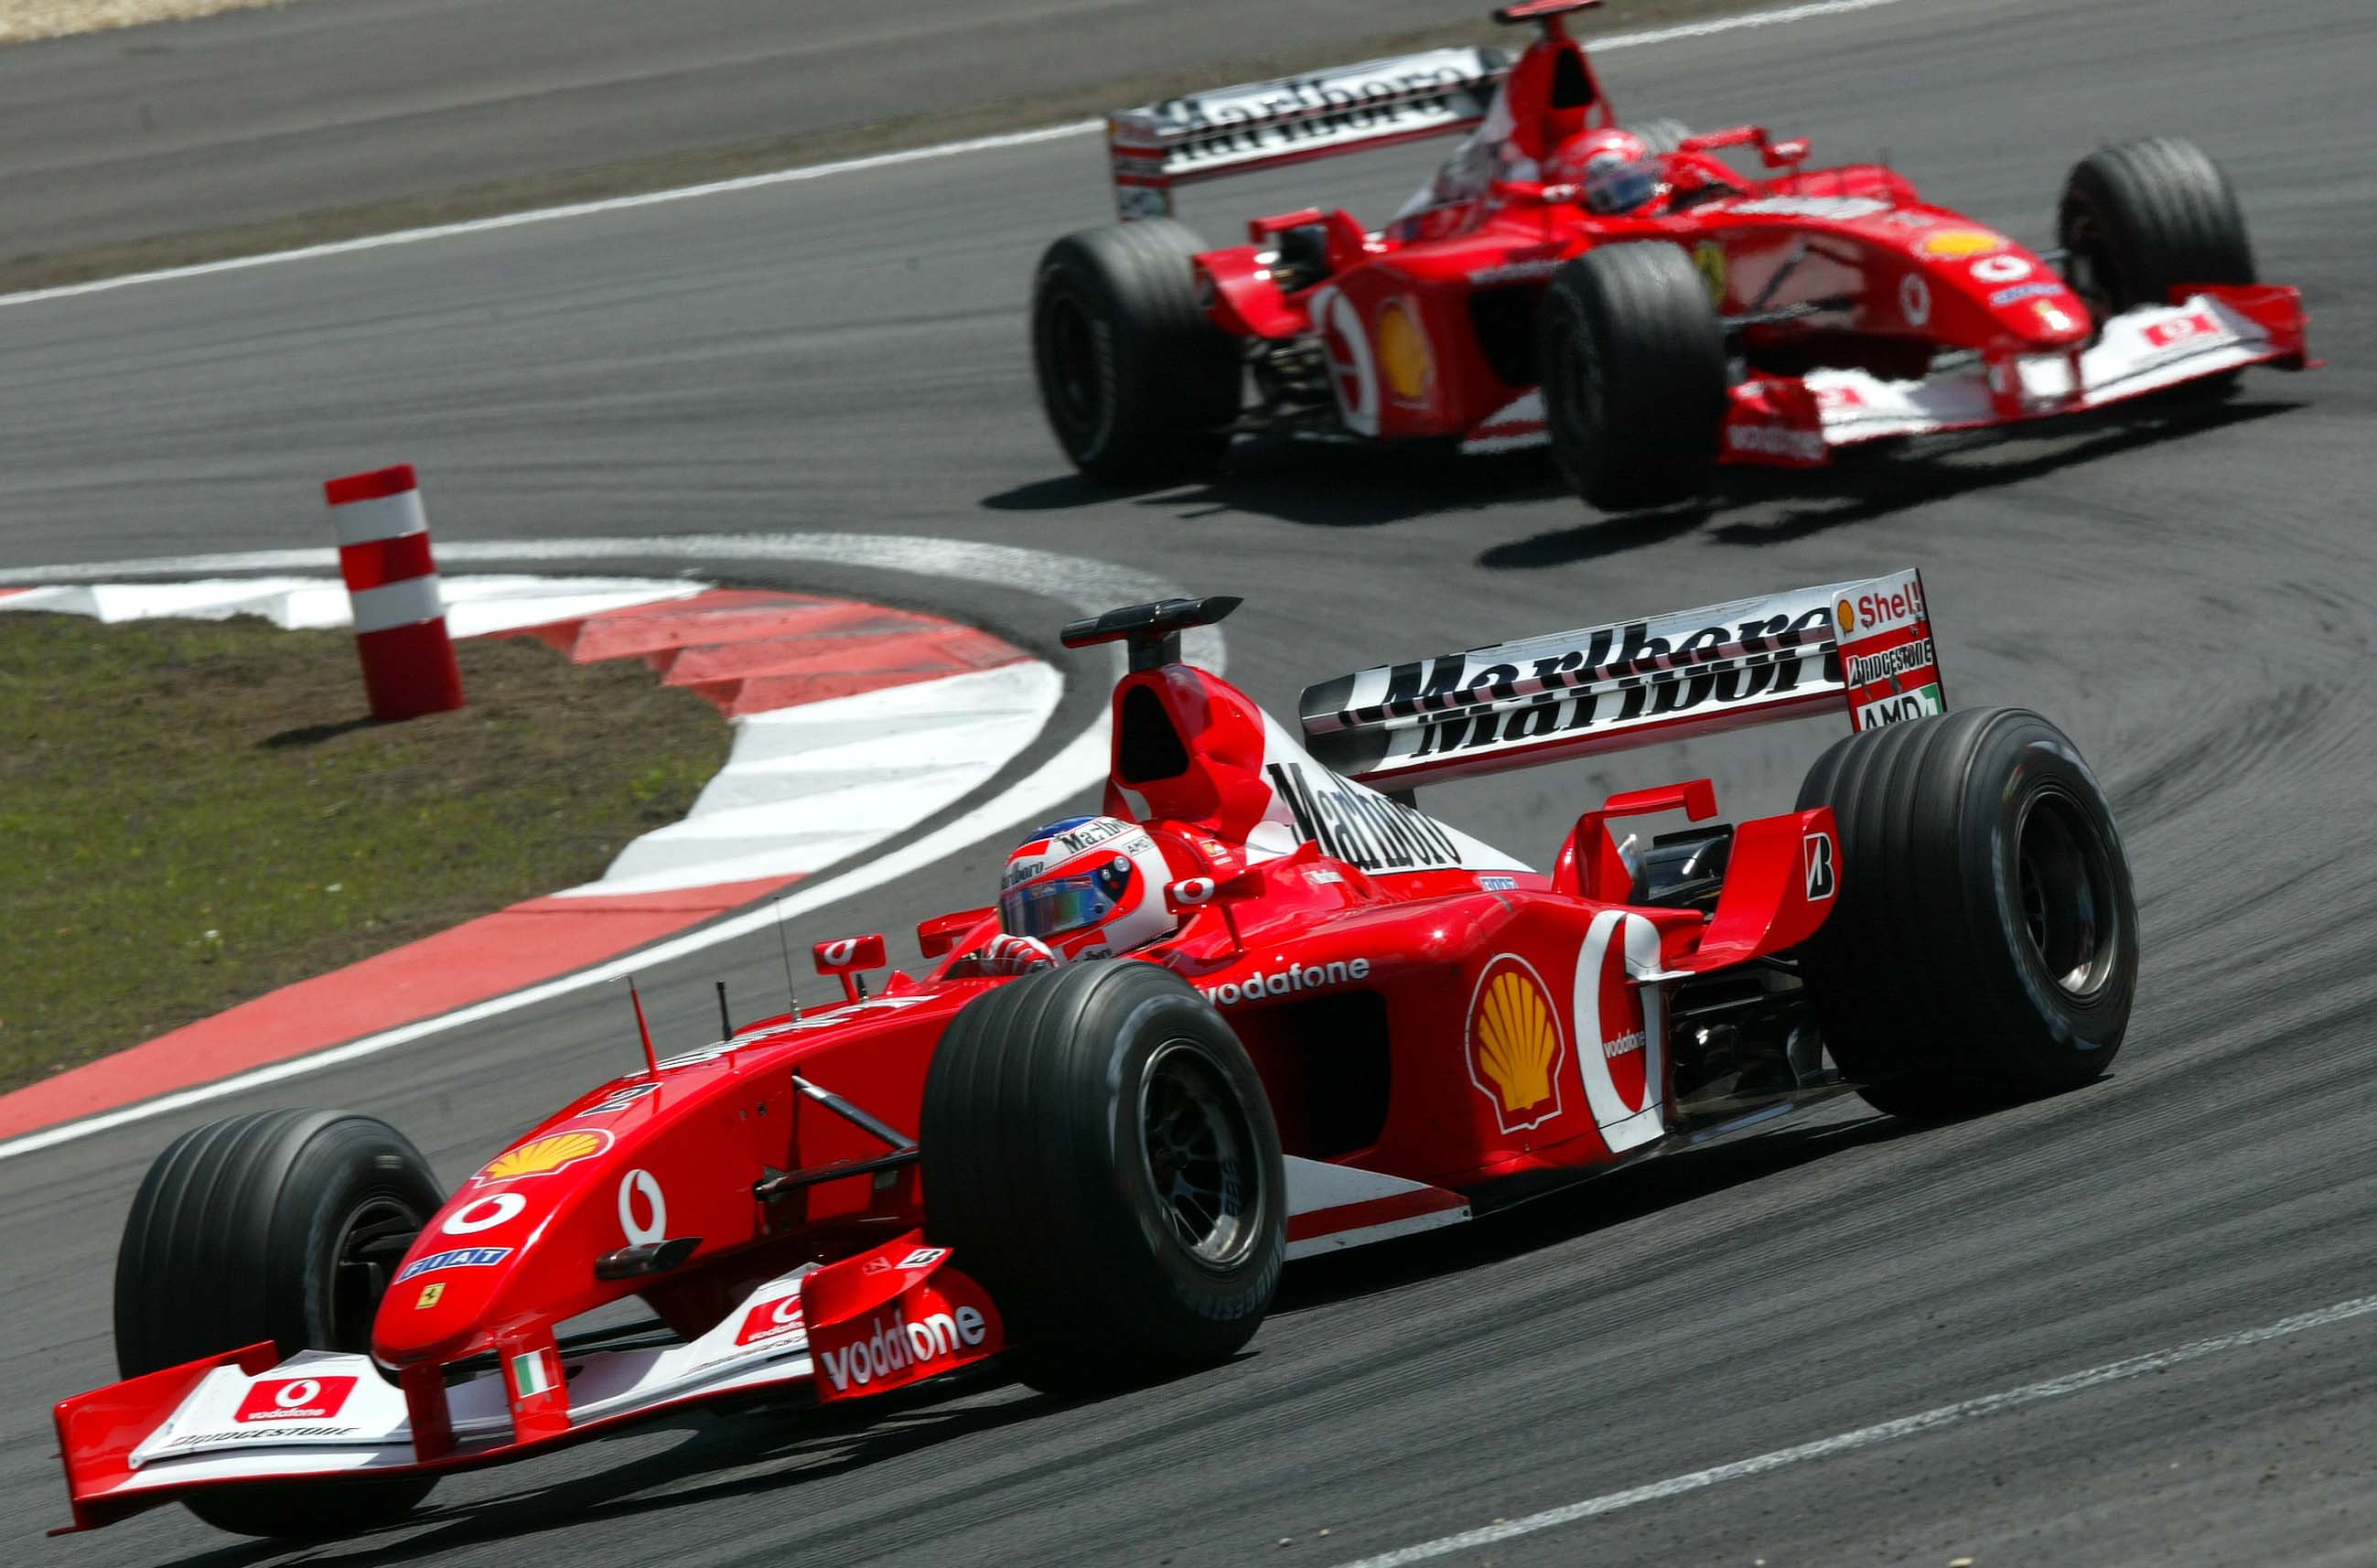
(55, 572), (2139, 1540)
(1033, 0), (2310, 509)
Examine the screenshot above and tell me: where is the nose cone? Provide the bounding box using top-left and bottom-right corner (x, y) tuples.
(1982, 272), (2092, 346)
(1902, 224), (2090, 347)
(372, 1185), (550, 1366)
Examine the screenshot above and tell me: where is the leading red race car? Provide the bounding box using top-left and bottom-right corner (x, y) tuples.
(55, 572), (2139, 1540)
(1033, 0), (2310, 508)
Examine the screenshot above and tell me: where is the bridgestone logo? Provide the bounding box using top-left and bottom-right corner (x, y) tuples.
(1726, 424), (1826, 463)
(817, 1305), (987, 1393)
(1845, 638), (1935, 689)
(169, 1425), (350, 1448)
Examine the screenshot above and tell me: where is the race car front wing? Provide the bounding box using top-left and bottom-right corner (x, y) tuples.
(1720, 285), (2310, 466)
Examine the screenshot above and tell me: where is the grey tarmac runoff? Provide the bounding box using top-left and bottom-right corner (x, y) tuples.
(4, 0), (2376, 1563)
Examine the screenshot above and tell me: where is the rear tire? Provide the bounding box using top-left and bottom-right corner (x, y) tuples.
(1537, 242), (1728, 512)
(920, 961), (1285, 1393)
(1793, 708), (2139, 1119)
(115, 1110), (444, 1538)
(2058, 136), (2254, 320)
(1031, 220), (1242, 485)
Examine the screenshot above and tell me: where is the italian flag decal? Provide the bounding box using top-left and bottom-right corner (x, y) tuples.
(511, 1349), (554, 1399)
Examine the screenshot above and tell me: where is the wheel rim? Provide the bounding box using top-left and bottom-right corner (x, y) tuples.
(328, 1195), (426, 1352)
(1039, 290), (1104, 444)
(2061, 206), (2124, 322)
(2015, 788), (2121, 999)
(1138, 1040), (1261, 1269)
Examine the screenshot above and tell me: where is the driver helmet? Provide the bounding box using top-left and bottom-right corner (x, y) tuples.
(998, 815), (1176, 961)
(1548, 128), (1661, 216)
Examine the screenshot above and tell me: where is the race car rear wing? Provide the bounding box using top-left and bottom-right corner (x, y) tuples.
(1108, 47), (1511, 220)
(1297, 569), (1943, 788)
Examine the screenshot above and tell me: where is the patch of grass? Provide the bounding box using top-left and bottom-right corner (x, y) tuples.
(0, 613), (731, 1092)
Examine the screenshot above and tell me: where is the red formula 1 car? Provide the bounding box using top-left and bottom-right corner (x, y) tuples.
(1032, 0), (2310, 509)
(55, 572), (2139, 1539)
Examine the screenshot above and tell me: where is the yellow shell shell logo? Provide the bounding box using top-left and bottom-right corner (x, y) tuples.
(1920, 227), (2006, 259)
(1377, 300), (1433, 403)
(1835, 597), (1855, 634)
(478, 1129), (609, 1182)
(1467, 959), (1566, 1133)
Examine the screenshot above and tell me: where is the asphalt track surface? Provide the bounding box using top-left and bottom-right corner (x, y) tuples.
(0, 0), (1468, 259)
(5, 0), (2376, 1562)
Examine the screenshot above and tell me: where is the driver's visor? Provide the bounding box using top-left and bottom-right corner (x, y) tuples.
(1000, 875), (1115, 940)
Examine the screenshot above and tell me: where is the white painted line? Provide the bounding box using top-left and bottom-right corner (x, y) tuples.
(0, 533), (1207, 1164)
(0, 574), (702, 632)
(0, 0), (1921, 311)
(1327, 1292), (2377, 1568)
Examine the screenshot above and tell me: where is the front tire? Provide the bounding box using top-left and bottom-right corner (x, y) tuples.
(1030, 220), (1242, 485)
(115, 1110), (444, 1538)
(1794, 708), (2139, 1119)
(2059, 136), (2255, 321)
(920, 961), (1285, 1393)
(1537, 242), (1728, 513)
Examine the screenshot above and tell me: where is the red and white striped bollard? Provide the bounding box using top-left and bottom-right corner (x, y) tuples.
(323, 463), (465, 721)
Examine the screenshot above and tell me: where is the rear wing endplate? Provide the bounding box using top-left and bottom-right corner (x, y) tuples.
(1298, 568), (1944, 787)
(1108, 47), (1511, 220)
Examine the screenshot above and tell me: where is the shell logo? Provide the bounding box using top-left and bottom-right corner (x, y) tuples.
(1920, 227), (2006, 259)
(1465, 955), (1566, 1133)
(477, 1129), (611, 1183)
(1377, 299), (1434, 403)
(1835, 597), (1855, 633)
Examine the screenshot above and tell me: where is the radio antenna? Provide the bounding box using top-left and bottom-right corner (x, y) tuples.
(715, 980), (733, 1039)
(772, 893), (802, 1021)
(627, 977), (661, 1079)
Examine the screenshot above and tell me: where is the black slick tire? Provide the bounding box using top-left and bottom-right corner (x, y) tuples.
(920, 960), (1285, 1393)
(1793, 708), (2139, 1119)
(1030, 219), (1242, 485)
(1537, 242), (1728, 512)
(114, 1110), (445, 1538)
(2058, 136), (2255, 321)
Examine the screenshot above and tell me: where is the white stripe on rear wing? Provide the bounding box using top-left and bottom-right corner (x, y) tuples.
(1108, 47), (1511, 220)
(1297, 570), (1945, 787)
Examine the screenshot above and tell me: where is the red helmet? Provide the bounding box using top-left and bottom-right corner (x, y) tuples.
(1547, 128), (1661, 215)
(997, 816), (1176, 961)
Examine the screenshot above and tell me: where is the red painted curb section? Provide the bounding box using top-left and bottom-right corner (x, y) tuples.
(0, 878), (794, 1141)
(0, 584), (1036, 1144)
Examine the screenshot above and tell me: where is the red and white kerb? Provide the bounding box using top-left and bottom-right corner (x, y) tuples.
(324, 464), (465, 721)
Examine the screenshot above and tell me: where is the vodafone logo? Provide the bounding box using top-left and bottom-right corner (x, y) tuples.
(2143, 310), (2219, 350)
(736, 1294), (809, 1348)
(235, 1375), (359, 1424)
(618, 1169), (668, 1246)
(1898, 273), (1931, 328)
(815, 1305), (987, 1394)
(442, 1192), (526, 1235)
(1311, 285), (1380, 436)
(1971, 253), (2031, 285)
(1573, 911), (1666, 1153)
(821, 939), (858, 966)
